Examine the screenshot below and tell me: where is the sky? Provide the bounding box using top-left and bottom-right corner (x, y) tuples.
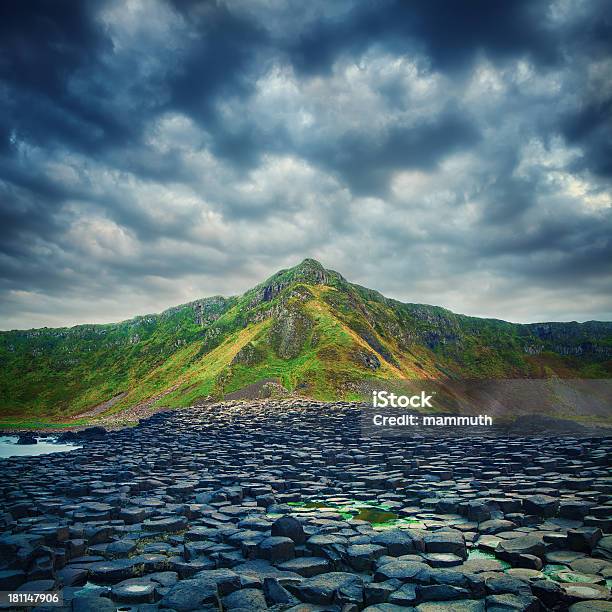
(1, 0), (611, 330)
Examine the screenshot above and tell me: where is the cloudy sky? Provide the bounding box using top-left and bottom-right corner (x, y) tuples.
(1, 0), (611, 329)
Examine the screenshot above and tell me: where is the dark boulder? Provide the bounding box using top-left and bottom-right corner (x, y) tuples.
(77, 426), (107, 441)
(270, 515), (306, 545)
(16, 433), (37, 445)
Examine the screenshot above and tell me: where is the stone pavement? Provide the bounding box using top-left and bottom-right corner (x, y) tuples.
(1, 400), (611, 611)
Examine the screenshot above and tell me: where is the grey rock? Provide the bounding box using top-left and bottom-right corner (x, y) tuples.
(257, 536), (295, 562)
(276, 557), (331, 577)
(485, 593), (539, 611)
(223, 587), (268, 609)
(374, 560), (431, 583)
(159, 578), (219, 611)
(388, 583), (417, 606)
(290, 572), (363, 605)
(346, 544), (387, 571)
(422, 530), (467, 560)
(371, 530), (424, 556)
(111, 577), (157, 603)
(523, 495), (559, 518)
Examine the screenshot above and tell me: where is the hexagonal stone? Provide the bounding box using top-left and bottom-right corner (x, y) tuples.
(496, 535), (545, 562)
(190, 568), (242, 596)
(478, 520), (516, 535)
(422, 530), (467, 560)
(476, 535), (503, 552)
(89, 559), (141, 583)
(559, 501), (594, 520)
(388, 583), (417, 606)
(106, 539), (137, 557)
(484, 574), (531, 597)
(530, 578), (564, 609)
(523, 495), (559, 518)
(167, 483), (195, 498)
(364, 578), (402, 606)
(159, 578), (219, 611)
(568, 527), (603, 553)
(546, 550), (586, 564)
(305, 534), (347, 559)
(142, 516), (188, 532)
(570, 557), (612, 576)
(417, 583), (471, 601)
(276, 557), (331, 577)
(460, 558), (508, 573)
(593, 535), (612, 561)
(56, 566), (88, 587)
(289, 572), (364, 605)
(416, 601), (485, 612)
(557, 571), (605, 585)
(374, 560), (432, 583)
(371, 529), (424, 556)
(263, 576), (300, 606)
(257, 536), (294, 562)
(223, 587), (268, 609)
(425, 552), (465, 568)
(171, 558), (216, 579)
(466, 501), (492, 523)
(111, 578), (157, 603)
(363, 604), (411, 612)
(563, 583), (612, 602)
(569, 602), (612, 611)
(84, 525), (114, 545)
(506, 568), (545, 581)
(347, 544), (387, 571)
(485, 593), (539, 611)
(118, 507), (148, 524)
(72, 596), (117, 612)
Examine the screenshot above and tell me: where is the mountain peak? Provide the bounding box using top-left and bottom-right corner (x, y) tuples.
(251, 258), (345, 304)
(262, 258), (346, 291)
(296, 257), (325, 269)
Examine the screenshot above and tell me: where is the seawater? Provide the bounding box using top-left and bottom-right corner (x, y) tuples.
(0, 436), (82, 458)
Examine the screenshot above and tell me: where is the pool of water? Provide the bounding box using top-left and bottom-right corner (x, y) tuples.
(0, 436), (82, 458)
(468, 548), (511, 569)
(286, 499), (424, 529)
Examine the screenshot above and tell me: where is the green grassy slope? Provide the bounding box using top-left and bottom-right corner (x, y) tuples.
(1, 258), (611, 425)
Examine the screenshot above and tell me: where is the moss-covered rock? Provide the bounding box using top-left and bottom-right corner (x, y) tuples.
(269, 307), (314, 360)
(231, 342), (265, 366)
(352, 350), (381, 370)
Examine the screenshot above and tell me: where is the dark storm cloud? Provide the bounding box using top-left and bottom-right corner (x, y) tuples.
(562, 98), (612, 178)
(165, 1), (271, 167)
(556, 0), (612, 180)
(286, 0), (558, 75)
(312, 107), (480, 196)
(0, 0), (125, 154)
(1, 0), (611, 328)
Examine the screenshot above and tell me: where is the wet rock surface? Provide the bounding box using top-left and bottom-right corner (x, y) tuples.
(0, 400), (611, 611)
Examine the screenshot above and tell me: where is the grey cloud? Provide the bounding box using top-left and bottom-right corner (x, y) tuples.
(305, 108), (480, 196)
(1, 0), (611, 328)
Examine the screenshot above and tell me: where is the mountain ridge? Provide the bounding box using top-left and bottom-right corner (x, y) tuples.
(1, 258), (611, 425)
(4, 257), (608, 332)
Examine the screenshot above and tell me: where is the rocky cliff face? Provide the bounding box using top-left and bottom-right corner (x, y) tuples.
(525, 322), (612, 356)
